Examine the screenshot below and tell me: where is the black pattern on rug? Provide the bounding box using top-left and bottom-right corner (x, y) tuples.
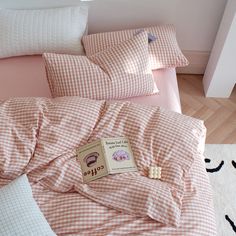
(205, 144), (236, 236)
(225, 215), (236, 233)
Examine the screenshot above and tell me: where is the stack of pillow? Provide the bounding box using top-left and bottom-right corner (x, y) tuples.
(0, 6), (189, 100)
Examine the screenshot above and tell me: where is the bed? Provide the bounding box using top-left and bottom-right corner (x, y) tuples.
(0, 4), (216, 236)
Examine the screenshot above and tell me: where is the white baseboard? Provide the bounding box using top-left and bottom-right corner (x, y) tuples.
(177, 50), (210, 74)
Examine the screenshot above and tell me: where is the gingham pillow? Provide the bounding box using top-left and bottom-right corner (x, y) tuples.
(43, 31), (157, 100)
(0, 175), (55, 236)
(82, 25), (189, 70)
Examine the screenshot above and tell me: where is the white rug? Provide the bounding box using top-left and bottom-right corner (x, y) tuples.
(204, 144), (236, 236)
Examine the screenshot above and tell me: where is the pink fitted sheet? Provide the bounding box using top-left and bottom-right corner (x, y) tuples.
(0, 56), (181, 113)
(120, 68), (181, 113)
(0, 56), (51, 98)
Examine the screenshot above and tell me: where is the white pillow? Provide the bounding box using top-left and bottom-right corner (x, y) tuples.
(0, 6), (88, 58)
(0, 174), (56, 236)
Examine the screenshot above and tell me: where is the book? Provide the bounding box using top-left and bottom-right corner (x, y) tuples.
(76, 137), (137, 183)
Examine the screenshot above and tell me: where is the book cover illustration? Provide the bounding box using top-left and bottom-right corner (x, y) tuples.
(77, 137), (137, 183)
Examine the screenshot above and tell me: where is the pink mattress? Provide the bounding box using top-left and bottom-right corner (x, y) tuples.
(0, 56), (181, 113)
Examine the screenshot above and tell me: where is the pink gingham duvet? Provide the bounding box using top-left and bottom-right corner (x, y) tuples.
(0, 97), (216, 235)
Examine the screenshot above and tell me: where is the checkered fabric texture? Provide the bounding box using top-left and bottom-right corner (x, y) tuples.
(82, 25), (189, 70)
(0, 97), (216, 235)
(43, 32), (157, 100)
(0, 175), (55, 236)
(0, 7), (88, 58)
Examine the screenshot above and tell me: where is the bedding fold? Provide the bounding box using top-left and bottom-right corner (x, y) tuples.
(0, 97), (207, 230)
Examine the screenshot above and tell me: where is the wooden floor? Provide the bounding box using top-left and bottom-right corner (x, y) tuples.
(177, 74), (236, 144)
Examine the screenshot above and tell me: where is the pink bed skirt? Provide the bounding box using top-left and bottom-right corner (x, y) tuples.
(0, 55), (181, 113)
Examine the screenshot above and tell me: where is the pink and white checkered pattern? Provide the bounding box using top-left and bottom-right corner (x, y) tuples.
(82, 25), (189, 70)
(43, 32), (157, 100)
(0, 97), (216, 235)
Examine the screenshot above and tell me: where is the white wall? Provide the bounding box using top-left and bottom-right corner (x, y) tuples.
(88, 0), (227, 52)
(0, 0), (227, 52)
(203, 0), (236, 97)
